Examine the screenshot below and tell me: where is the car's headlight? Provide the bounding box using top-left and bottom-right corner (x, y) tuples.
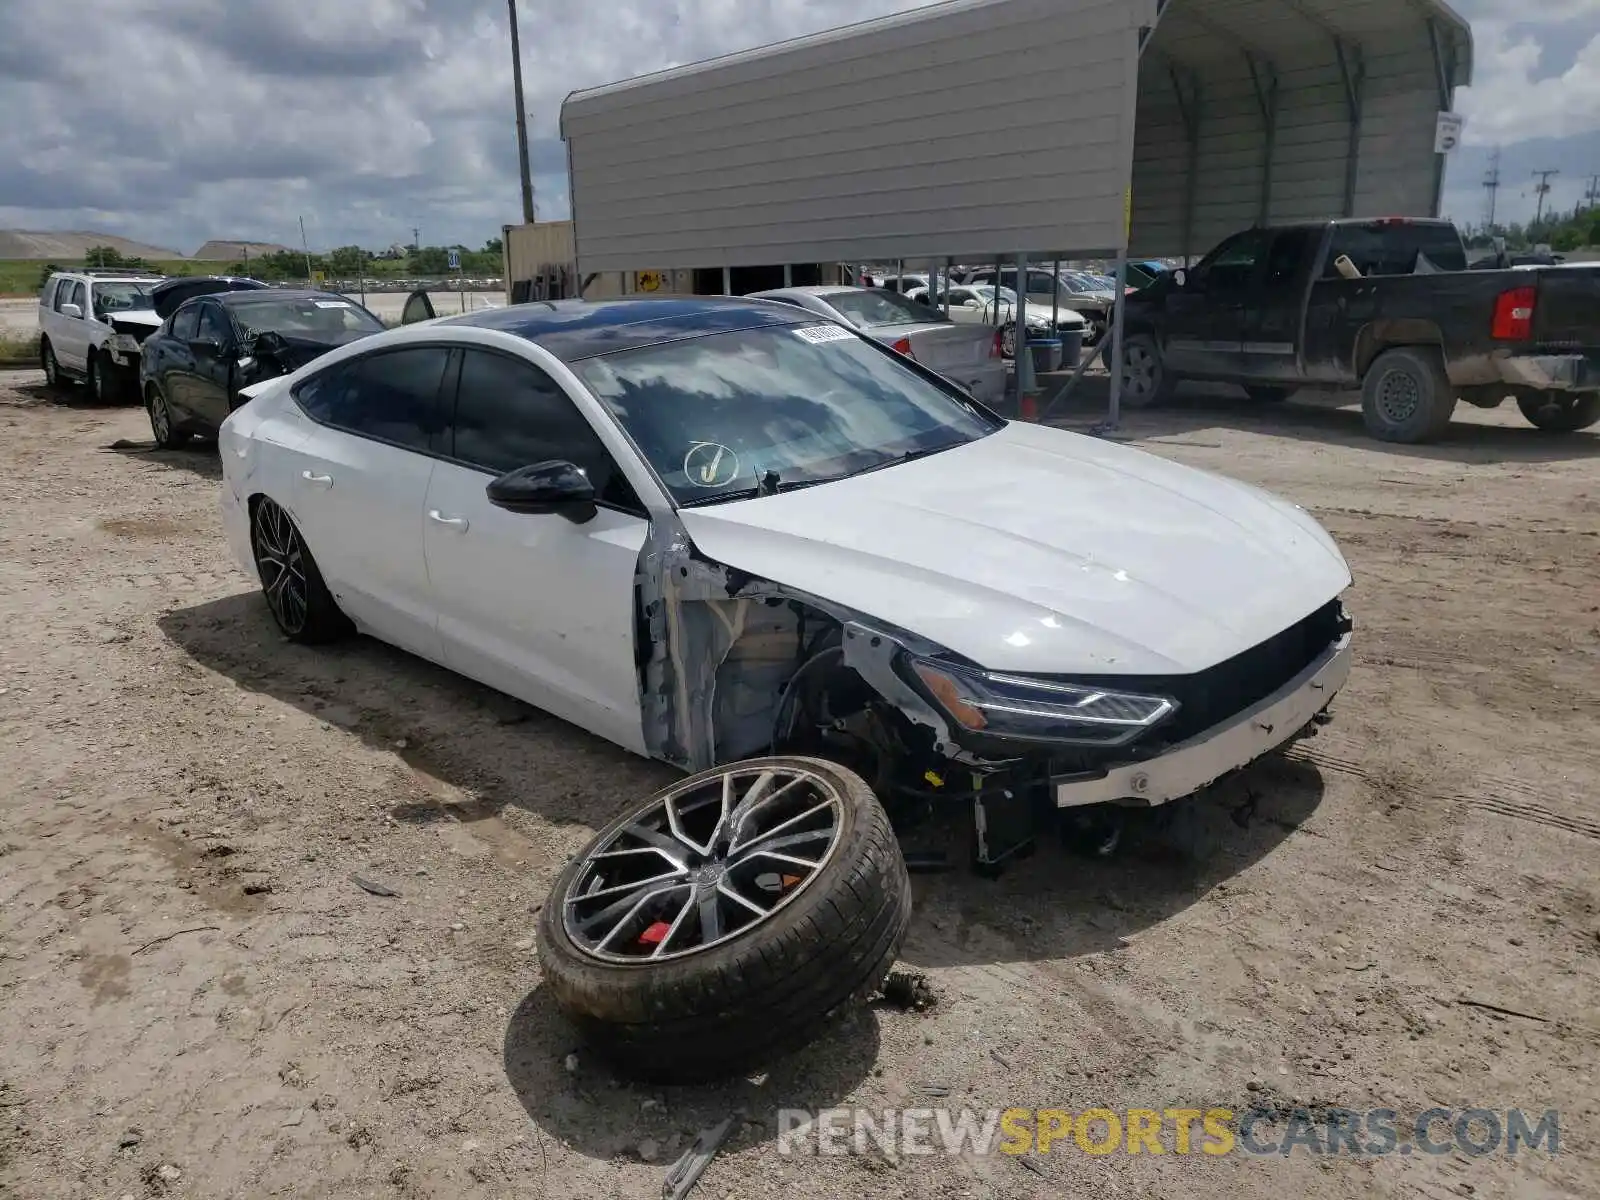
(106, 333), (140, 353)
(907, 658), (1176, 747)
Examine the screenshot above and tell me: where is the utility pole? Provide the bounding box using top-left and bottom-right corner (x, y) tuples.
(299, 216), (314, 280)
(1482, 148), (1501, 231)
(1532, 169), (1559, 226)
(508, 0), (536, 225)
(412, 226), (421, 251)
(1584, 173), (1600, 212)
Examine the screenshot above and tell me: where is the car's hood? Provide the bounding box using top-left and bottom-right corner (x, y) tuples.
(678, 421), (1350, 675)
(152, 275), (270, 318)
(107, 309), (162, 329)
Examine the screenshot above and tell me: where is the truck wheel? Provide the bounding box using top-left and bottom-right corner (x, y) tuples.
(1516, 393), (1600, 433)
(1121, 333), (1171, 408)
(1245, 385), (1292, 403)
(537, 756), (912, 1083)
(87, 352), (109, 404)
(1361, 347), (1455, 443)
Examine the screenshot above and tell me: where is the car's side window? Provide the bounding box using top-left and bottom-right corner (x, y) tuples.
(451, 348), (641, 512)
(197, 303), (231, 346)
(295, 346), (451, 454)
(171, 304), (201, 341)
(66, 281), (86, 317)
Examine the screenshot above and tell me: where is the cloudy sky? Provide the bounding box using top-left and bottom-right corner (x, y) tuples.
(1, 0), (1595, 256)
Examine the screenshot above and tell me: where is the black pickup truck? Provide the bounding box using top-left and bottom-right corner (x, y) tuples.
(1119, 218), (1600, 443)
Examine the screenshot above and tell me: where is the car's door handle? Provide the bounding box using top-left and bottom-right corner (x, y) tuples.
(427, 510), (469, 532)
(301, 471), (333, 489)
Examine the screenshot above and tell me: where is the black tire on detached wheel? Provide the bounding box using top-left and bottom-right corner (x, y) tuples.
(538, 756), (912, 1084)
(1516, 392), (1600, 433)
(250, 497), (352, 643)
(1120, 332), (1171, 408)
(87, 352), (110, 404)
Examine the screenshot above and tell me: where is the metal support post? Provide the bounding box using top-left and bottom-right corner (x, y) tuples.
(1335, 39), (1366, 217)
(1246, 52), (1279, 226)
(1105, 256), (1129, 429)
(1014, 252), (1032, 412)
(722, 266), (732, 296)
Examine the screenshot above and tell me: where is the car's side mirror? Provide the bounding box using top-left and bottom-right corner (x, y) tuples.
(189, 337), (222, 356)
(486, 460), (597, 523)
(59, 302), (83, 319)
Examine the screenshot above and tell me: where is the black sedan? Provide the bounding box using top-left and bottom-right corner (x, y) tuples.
(139, 288), (385, 448)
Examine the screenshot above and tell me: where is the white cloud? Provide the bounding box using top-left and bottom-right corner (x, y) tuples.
(1456, 21), (1600, 144)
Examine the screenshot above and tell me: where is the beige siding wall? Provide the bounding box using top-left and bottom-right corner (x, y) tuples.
(562, 0), (1157, 273)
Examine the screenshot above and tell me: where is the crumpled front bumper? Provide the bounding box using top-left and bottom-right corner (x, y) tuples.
(1052, 632), (1353, 809)
(1497, 353), (1600, 392)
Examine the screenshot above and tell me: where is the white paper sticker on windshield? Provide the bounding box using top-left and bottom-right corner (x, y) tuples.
(793, 324), (854, 344)
(314, 300), (351, 309)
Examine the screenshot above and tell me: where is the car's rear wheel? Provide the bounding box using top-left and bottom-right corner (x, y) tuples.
(1120, 333), (1171, 408)
(146, 384), (188, 449)
(538, 756), (911, 1083)
(250, 498), (351, 644)
(1516, 392), (1600, 433)
(41, 340), (67, 392)
(1361, 346), (1455, 444)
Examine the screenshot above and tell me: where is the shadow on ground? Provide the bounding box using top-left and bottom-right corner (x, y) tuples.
(107, 438), (223, 481)
(1040, 375), (1600, 466)
(503, 984), (880, 1162)
(158, 592), (672, 835)
(161, 594), (1328, 970)
(897, 753), (1325, 968)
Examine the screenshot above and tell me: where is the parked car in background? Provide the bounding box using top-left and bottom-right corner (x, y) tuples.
(140, 288), (385, 448)
(38, 269), (166, 401)
(874, 273), (930, 295)
(963, 267), (1118, 345)
(1119, 217), (1600, 443)
(907, 283), (1087, 361)
(748, 285), (1005, 405)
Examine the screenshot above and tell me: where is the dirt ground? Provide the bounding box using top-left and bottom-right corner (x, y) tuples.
(1, 369), (1596, 1200)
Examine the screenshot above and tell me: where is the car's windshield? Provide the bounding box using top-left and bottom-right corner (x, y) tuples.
(232, 296), (385, 337)
(822, 288), (947, 328)
(575, 323), (1002, 507)
(93, 282), (160, 315)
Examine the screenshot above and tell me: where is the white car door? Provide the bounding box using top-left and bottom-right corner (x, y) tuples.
(281, 344), (453, 662)
(55, 280), (92, 371)
(422, 345), (650, 754)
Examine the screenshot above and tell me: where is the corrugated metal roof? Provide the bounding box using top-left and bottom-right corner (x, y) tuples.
(560, 0), (1474, 271)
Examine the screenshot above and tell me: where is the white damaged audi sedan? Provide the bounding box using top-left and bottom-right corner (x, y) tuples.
(218, 295), (1352, 862)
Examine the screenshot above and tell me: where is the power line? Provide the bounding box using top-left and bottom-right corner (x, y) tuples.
(1482, 148), (1501, 230)
(1531, 169), (1559, 225)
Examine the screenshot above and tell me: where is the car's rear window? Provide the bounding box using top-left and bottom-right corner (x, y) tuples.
(1325, 223), (1467, 276)
(823, 289), (947, 329)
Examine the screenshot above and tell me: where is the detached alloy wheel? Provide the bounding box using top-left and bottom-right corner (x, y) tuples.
(1000, 325), (1017, 359)
(538, 756), (912, 1083)
(250, 498), (350, 643)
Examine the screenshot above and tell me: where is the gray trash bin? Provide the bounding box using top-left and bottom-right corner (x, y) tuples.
(1058, 329), (1084, 370)
(1027, 337), (1063, 376)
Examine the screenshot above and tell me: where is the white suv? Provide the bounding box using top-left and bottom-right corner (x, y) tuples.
(38, 270), (166, 402)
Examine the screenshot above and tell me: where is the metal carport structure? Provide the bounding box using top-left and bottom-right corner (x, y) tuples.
(559, 0), (1473, 420)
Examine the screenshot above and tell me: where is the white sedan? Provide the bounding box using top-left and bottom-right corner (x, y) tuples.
(219, 296), (1352, 828)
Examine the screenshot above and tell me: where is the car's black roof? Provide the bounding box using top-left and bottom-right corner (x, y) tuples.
(217, 289), (351, 307)
(441, 296), (805, 362)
